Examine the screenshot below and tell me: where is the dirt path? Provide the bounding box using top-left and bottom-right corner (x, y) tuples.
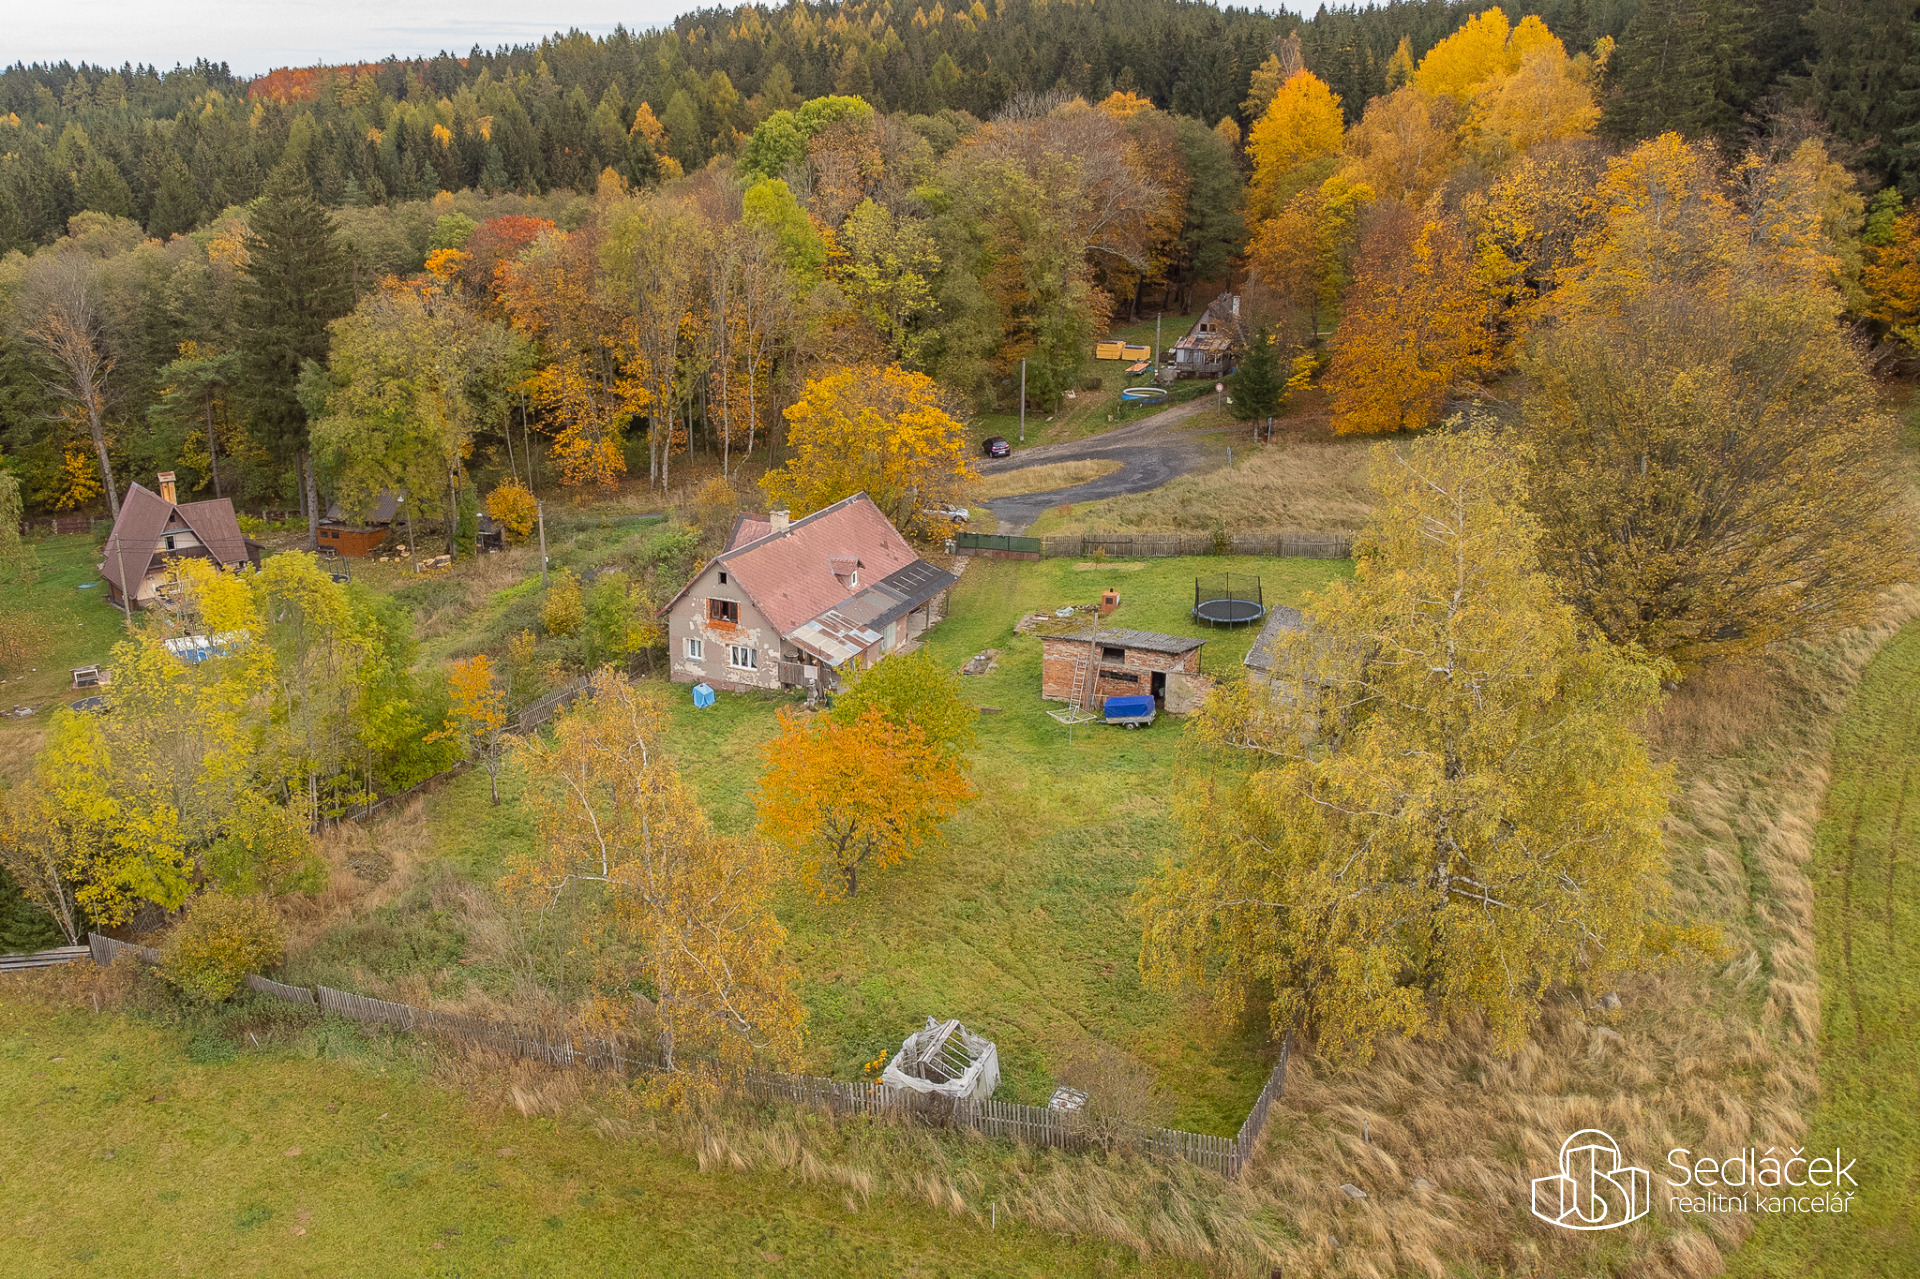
(978, 398), (1226, 534)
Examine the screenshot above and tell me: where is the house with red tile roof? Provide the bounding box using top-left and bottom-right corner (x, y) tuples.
(660, 493), (958, 693)
(98, 472), (263, 609)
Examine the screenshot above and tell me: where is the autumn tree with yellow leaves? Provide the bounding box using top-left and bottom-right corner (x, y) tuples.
(498, 221), (648, 489)
(1520, 132), (1906, 668)
(436, 654), (511, 804)
(761, 365), (976, 535)
(1324, 212), (1493, 434)
(507, 670), (803, 1067)
(1139, 433), (1694, 1064)
(1246, 71), (1345, 221)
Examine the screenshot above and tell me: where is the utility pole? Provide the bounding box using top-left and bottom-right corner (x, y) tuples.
(1155, 312), (1162, 373)
(113, 536), (133, 631)
(400, 495), (417, 575)
(1019, 358), (1026, 444)
(536, 499), (549, 588)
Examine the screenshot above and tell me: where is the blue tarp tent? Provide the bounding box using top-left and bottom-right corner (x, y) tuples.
(691, 682), (716, 709)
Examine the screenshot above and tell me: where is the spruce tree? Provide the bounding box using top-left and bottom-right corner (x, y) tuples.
(1808, 0), (1920, 187)
(1229, 327), (1286, 439)
(1602, 0), (1754, 145)
(236, 166), (352, 548)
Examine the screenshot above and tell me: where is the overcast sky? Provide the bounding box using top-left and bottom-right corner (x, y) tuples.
(14, 0), (1298, 78)
(13, 1), (693, 77)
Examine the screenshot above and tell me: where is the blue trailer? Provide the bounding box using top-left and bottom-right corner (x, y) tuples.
(1101, 694), (1157, 729)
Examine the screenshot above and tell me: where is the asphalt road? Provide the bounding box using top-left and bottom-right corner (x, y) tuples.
(979, 397), (1218, 533)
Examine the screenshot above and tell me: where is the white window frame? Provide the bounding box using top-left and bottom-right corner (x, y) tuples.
(684, 637), (703, 661)
(728, 645), (757, 671)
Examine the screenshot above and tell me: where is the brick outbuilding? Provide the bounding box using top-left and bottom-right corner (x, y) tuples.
(1040, 625), (1206, 711)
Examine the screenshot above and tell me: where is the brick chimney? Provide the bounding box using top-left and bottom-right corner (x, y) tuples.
(157, 471), (177, 504)
(769, 509), (790, 533)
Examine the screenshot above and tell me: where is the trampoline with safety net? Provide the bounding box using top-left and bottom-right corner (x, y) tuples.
(1193, 573), (1266, 626)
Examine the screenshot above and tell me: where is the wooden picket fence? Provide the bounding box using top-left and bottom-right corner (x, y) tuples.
(0, 945), (90, 972)
(1036, 531), (1354, 560)
(77, 933), (1291, 1180)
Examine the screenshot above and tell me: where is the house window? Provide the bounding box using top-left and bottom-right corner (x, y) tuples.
(718, 570), (728, 584)
(1100, 645), (1126, 662)
(1103, 670), (1140, 685)
(685, 637), (704, 661)
(729, 645), (758, 671)
(163, 534), (176, 551)
(708, 598), (739, 624)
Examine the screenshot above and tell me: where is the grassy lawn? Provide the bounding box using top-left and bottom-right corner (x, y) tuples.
(0, 993), (1181, 1278)
(0, 534), (131, 787)
(663, 554), (1349, 1131)
(398, 554), (1348, 1135)
(1729, 619), (1920, 1276)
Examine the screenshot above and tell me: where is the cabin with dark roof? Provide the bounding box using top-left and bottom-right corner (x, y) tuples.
(1243, 605), (1308, 683)
(658, 493), (957, 693)
(98, 472), (263, 609)
(319, 488), (403, 558)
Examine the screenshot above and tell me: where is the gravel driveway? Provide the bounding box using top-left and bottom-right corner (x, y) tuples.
(979, 398), (1218, 533)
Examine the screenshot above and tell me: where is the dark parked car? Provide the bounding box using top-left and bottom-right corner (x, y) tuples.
(982, 435), (1011, 458)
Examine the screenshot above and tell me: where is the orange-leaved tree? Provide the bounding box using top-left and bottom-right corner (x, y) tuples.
(435, 654), (510, 804)
(505, 670), (803, 1067)
(1860, 196), (1920, 353)
(756, 704), (971, 901)
(761, 365), (976, 535)
(498, 223), (647, 489)
(1324, 212), (1493, 434)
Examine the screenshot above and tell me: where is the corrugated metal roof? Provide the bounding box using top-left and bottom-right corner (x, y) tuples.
(162, 631), (247, 663)
(1244, 606), (1308, 672)
(1050, 626), (1207, 655)
(787, 609), (882, 666)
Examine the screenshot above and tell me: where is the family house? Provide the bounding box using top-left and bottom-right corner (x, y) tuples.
(661, 493), (958, 693)
(99, 472), (263, 609)
(1165, 292), (1244, 380)
(1040, 625), (1209, 712)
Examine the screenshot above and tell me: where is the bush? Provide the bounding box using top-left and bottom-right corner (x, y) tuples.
(542, 568), (583, 637)
(163, 895), (286, 1004)
(693, 475), (741, 541)
(1078, 376), (1104, 391)
(484, 480), (538, 541)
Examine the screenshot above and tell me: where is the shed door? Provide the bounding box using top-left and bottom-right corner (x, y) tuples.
(1151, 671), (1166, 704)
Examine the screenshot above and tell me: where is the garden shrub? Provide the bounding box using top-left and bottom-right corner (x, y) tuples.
(163, 895), (286, 1004)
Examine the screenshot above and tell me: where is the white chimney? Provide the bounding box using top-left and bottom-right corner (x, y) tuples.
(157, 471), (177, 504)
(770, 510), (790, 533)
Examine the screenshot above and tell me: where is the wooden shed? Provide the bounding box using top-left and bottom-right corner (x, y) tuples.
(1040, 625), (1207, 711)
(319, 488), (403, 558)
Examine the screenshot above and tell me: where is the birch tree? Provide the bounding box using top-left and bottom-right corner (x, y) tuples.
(507, 670), (803, 1067)
(18, 251), (119, 518)
(1139, 433), (1693, 1064)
